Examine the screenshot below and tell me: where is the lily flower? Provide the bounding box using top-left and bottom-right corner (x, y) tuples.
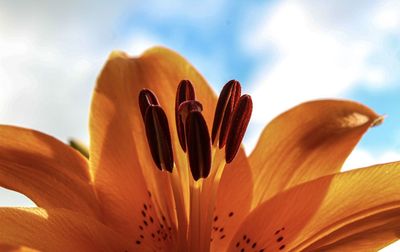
(0, 47), (400, 252)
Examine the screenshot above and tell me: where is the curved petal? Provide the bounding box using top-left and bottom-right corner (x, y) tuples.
(303, 209), (400, 251)
(91, 50), (174, 243)
(0, 125), (100, 217)
(0, 207), (139, 252)
(91, 47), (214, 243)
(90, 47), (253, 246)
(227, 162), (400, 251)
(249, 99), (381, 206)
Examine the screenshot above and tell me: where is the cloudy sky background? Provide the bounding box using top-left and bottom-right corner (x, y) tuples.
(1, 1), (400, 250)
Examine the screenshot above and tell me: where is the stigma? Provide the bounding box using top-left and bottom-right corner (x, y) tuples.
(139, 80), (252, 181)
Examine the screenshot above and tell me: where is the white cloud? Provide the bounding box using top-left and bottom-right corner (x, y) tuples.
(123, 32), (161, 56)
(0, 1), (127, 143)
(0, 188), (35, 207)
(373, 1), (400, 31)
(364, 67), (386, 87)
(240, 0), (400, 152)
(342, 148), (400, 171)
(381, 241), (400, 252)
(243, 2), (389, 122)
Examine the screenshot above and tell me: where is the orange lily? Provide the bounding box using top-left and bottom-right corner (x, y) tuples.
(0, 47), (400, 252)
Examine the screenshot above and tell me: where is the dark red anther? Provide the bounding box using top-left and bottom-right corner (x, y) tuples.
(144, 105), (174, 172)
(175, 80), (196, 151)
(186, 111), (211, 181)
(177, 100), (203, 152)
(211, 80), (241, 148)
(225, 95), (252, 163)
(176, 80), (195, 106)
(139, 89), (159, 121)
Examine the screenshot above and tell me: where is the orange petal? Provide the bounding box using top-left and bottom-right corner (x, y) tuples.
(0, 207), (139, 252)
(0, 125), (100, 217)
(90, 47), (218, 240)
(249, 99), (381, 206)
(227, 162), (400, 251)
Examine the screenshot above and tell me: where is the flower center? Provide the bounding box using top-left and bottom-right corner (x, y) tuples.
(139, 80), (252, 178)
(138, 80), (252, 251)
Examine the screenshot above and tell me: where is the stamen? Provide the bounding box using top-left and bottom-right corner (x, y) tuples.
(139, 89), (159, 121)
(175, 80), (196, 151)
(185, 111), (211, 181)
(176, 80), (196, 105)
(225, 95), (252, 163)
(138, 80), (253, 251)
(211, 80), (241, 148)
(144, 105), (174, 172)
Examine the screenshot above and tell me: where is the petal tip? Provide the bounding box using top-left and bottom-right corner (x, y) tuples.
(141, 46), (184, 59)
(371, 114), (385, 128)
(108, 50), (128, 59)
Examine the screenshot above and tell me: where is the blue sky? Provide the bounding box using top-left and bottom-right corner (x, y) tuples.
(1, 1), (400, 249)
